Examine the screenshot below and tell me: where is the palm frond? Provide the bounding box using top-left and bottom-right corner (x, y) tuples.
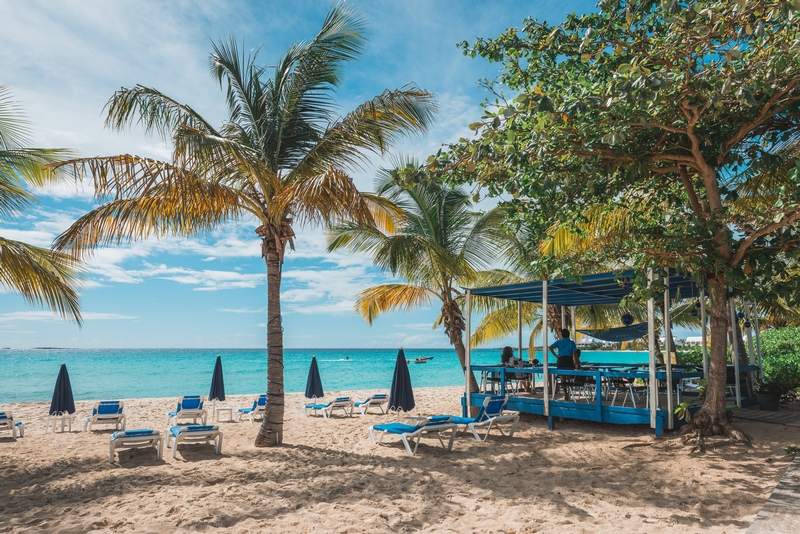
(0, 237), (82, 324)
(0, 85), (30, 149)
(471, 300), (541, 348)
(104, 85), (219, 140)
(0, 174), (35, 221)
(354, 283), (434, 325)
(53, 176), (246, 257)
(278, 166), (374, 227)
(290, 87), (436, 178)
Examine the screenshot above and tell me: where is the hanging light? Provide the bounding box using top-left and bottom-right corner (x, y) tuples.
(744, 321), (751, 328)
(691, 309), (698, 317)
(737, 311), (745, 319)
(621, 313), (634, 326)
(695, 301), (701, 309)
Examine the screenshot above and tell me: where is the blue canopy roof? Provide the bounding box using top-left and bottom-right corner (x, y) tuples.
(577, 323), (649, 342)
(468, 270), (699, 306)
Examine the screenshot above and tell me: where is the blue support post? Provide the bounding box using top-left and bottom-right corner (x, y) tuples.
(461, 394), (467, 417)
(500, 368), (506, 394)
(595, 371), (603, 421)
(655, 414), (663, 438)
(548, 415), (554, 430)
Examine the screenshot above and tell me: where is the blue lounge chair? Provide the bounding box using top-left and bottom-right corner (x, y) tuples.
(165, 395), (207, 425)
(84, 401), (126, 432)
(236, 394), (267, 423)
(109, 429), (162, 462)
(304, 397), (354, 419)
(354, 393), (388, 415)
(0, 412), (24, 439)
(368, 416), (458, 455)
(446, 395), (519, 442)
(167, 425), (222, 458)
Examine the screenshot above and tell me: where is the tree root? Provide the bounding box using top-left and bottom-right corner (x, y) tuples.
(676, 408), (751, 449)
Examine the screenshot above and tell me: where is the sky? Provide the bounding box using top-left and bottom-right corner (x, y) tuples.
(0, 0), (623, 349)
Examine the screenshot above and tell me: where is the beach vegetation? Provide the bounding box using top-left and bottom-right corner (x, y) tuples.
(444, 0), (800, 440)
(758, 326), (800, 403)
(328, 161), (516, 396)
(0, 86), (82, 323)
(50, 4), (436, 446)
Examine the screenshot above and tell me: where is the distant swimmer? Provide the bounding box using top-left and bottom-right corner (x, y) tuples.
(345, 356), (349, 360)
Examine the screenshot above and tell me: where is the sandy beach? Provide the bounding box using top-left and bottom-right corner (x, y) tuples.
(1, 386), (798, 533)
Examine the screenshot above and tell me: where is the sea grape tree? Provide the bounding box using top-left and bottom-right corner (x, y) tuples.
(448, 0), (800, 438)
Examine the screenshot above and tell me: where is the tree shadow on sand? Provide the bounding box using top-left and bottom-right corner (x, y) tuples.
(1, 417), (795, 532)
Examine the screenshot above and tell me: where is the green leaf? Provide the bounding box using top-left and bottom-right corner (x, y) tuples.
(468, 122), (484, 131)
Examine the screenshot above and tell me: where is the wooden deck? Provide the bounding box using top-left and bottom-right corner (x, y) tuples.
(745, 456), (800, 533)
(731, 406), (800, 428)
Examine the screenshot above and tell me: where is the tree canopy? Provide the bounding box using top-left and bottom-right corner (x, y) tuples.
(448, 0), (800, 297)
(443, 0), (800, 437)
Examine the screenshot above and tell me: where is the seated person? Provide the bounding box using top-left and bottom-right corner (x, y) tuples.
(574, 349), (582, 370)
(500, 346), (531, 392)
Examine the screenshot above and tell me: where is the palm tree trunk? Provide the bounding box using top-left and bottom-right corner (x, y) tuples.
(441, 299), (479, 416)
(255, 236), (285, 447)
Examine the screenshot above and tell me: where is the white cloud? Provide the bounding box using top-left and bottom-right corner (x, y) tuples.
(292, 300), (357, 315)
(393, 322), (436, 331)
(219, 307), (265, 314)
(0, 311), (136, 323)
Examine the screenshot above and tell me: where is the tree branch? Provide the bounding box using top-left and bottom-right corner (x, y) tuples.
(730, 211), (800, 268)
(678, 165), (703, 215)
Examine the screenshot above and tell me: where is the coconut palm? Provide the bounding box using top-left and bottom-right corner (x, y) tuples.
(327, 163), (514, 393)
(52, 5), (436, 446)
(0, 86), (82, 322)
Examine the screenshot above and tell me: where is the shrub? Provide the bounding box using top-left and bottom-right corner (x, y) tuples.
(759, 327), (800, 403)
(678, 347), (704, 367)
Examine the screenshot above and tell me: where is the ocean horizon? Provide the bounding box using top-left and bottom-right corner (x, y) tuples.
(0, 347), (650, 404)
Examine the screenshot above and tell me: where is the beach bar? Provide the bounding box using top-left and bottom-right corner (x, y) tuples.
(462, 270), (760, 437)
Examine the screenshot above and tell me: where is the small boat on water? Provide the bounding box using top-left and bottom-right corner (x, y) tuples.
(413, 356), (434, 364)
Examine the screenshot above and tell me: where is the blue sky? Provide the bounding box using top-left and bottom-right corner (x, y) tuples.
(0, 0), (613, 349)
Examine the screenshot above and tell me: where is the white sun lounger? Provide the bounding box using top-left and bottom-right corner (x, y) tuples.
(304, 397), (354, 418)
(166, 395), (207, 425)
(368, 416), (458, 455)
(84, 401), (126, 432)
(109, 429), (162, 462)
(0, 412), (24, 439)
(167, 425), (222, 458)
(236, 394), (267, 423)
(354, 393), (389, 415)
(446, 396), (519, 442)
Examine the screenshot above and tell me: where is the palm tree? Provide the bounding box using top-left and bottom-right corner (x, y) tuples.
(52, 5), (436, 446)
(0, 86), (82, 322)
(327, 163), (513, 394)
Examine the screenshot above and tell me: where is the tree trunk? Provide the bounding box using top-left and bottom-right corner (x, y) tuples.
(254, 237), (285, 447)
(442, 299), (479, 416)
(681, 280), (747, 441)
(453, 333), (480, 393)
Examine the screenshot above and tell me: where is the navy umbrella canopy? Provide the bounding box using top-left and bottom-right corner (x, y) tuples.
(49, 363), (75, 415)
(305, 356), (324, 399)
(388, 348), (415, 413)
(209, 355), (226, 402)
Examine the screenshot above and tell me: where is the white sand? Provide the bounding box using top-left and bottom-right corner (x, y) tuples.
(1, 387), (798, 533)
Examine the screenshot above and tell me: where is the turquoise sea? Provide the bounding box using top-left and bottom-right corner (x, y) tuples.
(0, 348), (649, 403)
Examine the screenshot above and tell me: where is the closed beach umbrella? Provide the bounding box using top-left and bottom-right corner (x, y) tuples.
(49, 363), (75, 415)
(388, 348), (415, 413)
(305, 356), (324, 399)
(209, 355), (226, 403)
